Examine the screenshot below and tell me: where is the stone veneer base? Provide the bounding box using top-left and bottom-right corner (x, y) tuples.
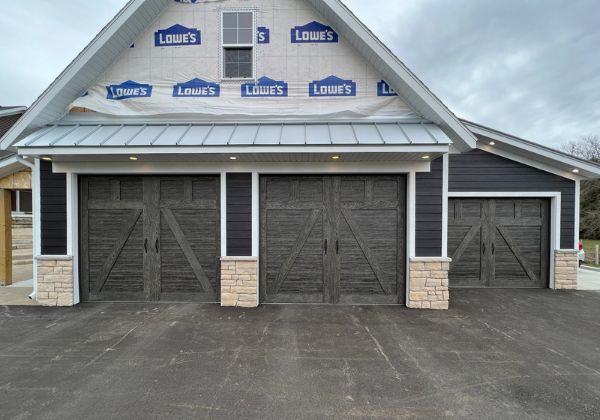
(220, 257), (258, 308)
(36, 255), (74, 307)
(554, 250), (578, 290)
(408, 257), (451, 310)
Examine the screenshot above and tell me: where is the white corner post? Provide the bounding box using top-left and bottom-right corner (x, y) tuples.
(31, 159), (41, 299)
(66, 172), (79, 305)
(442, 153), (449, 258)
(220, 171), (227, 257)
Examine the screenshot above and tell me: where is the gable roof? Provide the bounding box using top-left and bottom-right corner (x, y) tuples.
(463, 120), (600, 180)
(0, 0), (477, 151)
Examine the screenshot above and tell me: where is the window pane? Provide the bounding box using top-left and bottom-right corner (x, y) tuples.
(223, 29), (237, 44)
(225, 62), (239, 78)
(223, 48), (253, 78)
(223, 13), (237, 29)
(237, 48), (252, 62)
(238, 29), (253, 44)
(238, 12), (253, 29)
(10, 191), (16, 212)
(20, 191), (32, 213)
(238, 62), (252, 78)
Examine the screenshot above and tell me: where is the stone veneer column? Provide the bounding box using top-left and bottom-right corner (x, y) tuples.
(220, 257), (258, 308)
(554, 250), (578, 290)
(36, 256), (74, 306)
(408, 257), (451, 310)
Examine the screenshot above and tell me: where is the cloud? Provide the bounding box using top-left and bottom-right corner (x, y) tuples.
(344, 0), (600, 146)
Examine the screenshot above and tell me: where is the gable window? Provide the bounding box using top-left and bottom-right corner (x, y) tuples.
(221, 11), (255, 80)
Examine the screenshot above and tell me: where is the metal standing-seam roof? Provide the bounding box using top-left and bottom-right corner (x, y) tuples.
(16, 122), (451, 148)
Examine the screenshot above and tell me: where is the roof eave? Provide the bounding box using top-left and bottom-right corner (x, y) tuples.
(464, 121), (600, 179)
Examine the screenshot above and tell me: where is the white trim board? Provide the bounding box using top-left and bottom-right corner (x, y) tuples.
(441, 154), (449, 258)
(448, 191), (562, 289)
(52, 161), (432, 175)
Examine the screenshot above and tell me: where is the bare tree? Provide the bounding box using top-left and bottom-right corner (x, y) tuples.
(562, 136), (600, 240)
(561, 135), (600, 163)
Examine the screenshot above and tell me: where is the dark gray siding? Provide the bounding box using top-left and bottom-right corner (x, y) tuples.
(40, 161), (67, 255)
(227, 173), (252, 256)
(415, 157), (443, 257)
(449, 149), (576, 249)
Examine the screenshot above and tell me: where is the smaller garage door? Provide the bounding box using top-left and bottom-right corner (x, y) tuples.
(448, 198), (550, 288)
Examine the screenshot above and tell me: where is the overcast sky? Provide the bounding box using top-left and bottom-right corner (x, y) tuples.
(1, 0), (599, 147)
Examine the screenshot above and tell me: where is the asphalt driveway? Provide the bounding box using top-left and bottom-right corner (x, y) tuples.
(1, 289), (600, 419)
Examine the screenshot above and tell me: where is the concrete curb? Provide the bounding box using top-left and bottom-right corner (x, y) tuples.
(581, 265), (600, 273)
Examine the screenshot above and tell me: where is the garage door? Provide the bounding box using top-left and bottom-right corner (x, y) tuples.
(261, 176), (406, 304)
(79, 176), (220, 302)
(448, 198), (549, 288)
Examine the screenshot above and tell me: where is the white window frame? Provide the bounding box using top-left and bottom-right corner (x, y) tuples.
(220, 10), (257, 82)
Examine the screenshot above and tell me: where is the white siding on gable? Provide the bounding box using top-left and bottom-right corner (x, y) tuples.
(72, 0), (418, 120)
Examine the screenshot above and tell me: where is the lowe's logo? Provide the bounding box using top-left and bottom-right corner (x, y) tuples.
(309, 76), (356, 97)
(291, 21), (338, 43)
(257, 27), (270, 44)
(173, 78), (220, 97)
(377, 80), (398, 97)
(106, 80), (152, 100)
(155, 24), (201, 47)
(242, 77), (288, 97)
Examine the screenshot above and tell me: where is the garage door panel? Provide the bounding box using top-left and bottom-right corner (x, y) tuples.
(493, 225), (545, 288)
(264, 208), (324, 303)
(338, 208), (399, 303)
(87, 208), (145, 300)
(448, 224), (484, 287)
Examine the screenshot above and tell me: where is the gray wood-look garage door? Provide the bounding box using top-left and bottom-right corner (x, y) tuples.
(261, 175), (406, 304)
(79, 176), (220, 302)
(448, 198), (550, 288)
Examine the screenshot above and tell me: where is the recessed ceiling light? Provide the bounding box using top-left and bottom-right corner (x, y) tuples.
(573, 169), (580, 173)
(229, 156), (238, 160)
(332, 156), (340, 160)
(129, 156), (138, 161)
(489, 141), (496, 146)
(41, 156), (52, 161)
(421, 155), (430, 159)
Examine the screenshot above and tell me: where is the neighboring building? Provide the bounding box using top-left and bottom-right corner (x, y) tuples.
(1, 0), (599, 307)
(0, 106), (32, 286)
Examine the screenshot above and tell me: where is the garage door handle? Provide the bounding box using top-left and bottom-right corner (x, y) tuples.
(336, 240), (339, 254)
(144, 239), (148, 253)
(482, 243), (486, 255)
(492, 243), (495, 255)
(324, 240), (328, 254)
(155, 239), (159, 253)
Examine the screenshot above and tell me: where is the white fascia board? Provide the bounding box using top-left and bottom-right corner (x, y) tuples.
(0, 0), (168, 151)
(468, 124), (600, 179)
(0, 156), (27, 178)
(53, 160), (431, 175)
(0, 107), (27, 117)
(19, 145), (450, 156)
(315, 0), (477, 151)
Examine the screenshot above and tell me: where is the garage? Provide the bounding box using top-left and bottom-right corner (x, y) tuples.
(79, 176), (220, 302)
(448, 198), (550, 288)
(260, 175), (406, 304)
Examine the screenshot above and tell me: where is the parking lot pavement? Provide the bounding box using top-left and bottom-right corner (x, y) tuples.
(1, 289), (600, 419)
(578, 267), (600, 290)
